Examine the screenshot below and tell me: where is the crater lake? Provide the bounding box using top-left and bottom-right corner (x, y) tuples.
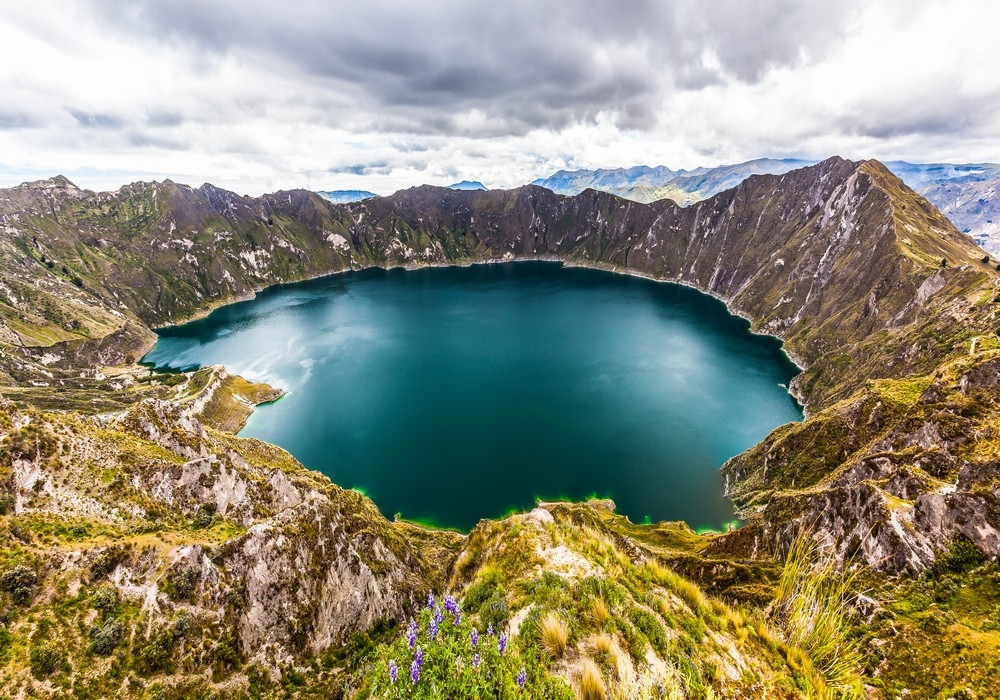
(143, 262), (802, 530)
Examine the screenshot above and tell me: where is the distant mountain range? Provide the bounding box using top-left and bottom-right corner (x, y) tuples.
(316, 189), (379, 204)
(447, 180), (487, 190)
(316, 181), (487, 203)
(884, 162), (1000, 253)
(531, 158), (1000, 253)
(532, 158), (811, 206)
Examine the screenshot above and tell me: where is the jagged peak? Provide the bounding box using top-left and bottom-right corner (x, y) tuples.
(19, 174), (82, 191)
(854, 158), (996, 270)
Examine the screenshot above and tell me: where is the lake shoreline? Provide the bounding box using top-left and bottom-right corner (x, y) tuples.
(145, 260), (803, 532)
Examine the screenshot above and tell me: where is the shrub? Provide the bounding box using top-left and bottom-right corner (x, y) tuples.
(90, 545), (127, 580)
(211, 632), (243, 675)
(539, 611), (569, 658)
(166, 564), (200, 601)
(89, 619), (124, 656)
(631, 608), (670, 657)
(3, 424), (58, 465)
(934, 535), (984, 576)
(30, 641), (65, 678)
(0, 563), (37, 604)
(91, 583), (120, 615)
(479, 591), (510, 632)
(463, 568), (504, 612)
(0, 625), (12, 662)
(192, 503), (217, 530)
(134, 625), (179, 675)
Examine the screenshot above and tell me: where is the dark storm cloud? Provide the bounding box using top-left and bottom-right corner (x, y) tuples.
(840, 88), (1000, 141)
(83, 0), (862, 135)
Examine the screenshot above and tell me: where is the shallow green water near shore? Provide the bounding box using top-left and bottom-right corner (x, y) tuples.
(144, 262), (802, 530)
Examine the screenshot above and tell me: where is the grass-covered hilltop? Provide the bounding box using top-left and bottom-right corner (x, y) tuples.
(0, 157), (998, 699)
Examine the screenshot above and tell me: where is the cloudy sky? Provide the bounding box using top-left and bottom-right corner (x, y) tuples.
(1, 1), (999, 195)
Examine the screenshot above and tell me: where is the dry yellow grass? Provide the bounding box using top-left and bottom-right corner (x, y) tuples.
(578, 658), (607, 700)
(590, 631), (618, 677)
(540, 611), (570, 658)
(592, 631), (614, 655)
(589, 596), (611, 628)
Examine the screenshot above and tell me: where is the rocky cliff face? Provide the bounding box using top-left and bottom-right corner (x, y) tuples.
(723, 351), (1000, 572)
(0, 396), (434, 669)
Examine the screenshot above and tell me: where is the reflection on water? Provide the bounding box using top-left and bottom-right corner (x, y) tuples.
(144, 262), (802, 531)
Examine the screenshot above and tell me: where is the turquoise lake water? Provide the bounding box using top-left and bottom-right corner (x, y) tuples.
(143, 262), (802, 530)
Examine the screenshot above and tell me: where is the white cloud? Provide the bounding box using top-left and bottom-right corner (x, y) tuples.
(0, 1), (998, 195)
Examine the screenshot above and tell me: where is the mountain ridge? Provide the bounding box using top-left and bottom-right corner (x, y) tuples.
(1, 157), (999, 697)
(531, 157), (1000, 254)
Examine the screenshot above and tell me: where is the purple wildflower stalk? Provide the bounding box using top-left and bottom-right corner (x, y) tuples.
(454, 611), (462, 626)
(411, 647), (424, 684)
(407, 619), (418, 649)
(444, 594), (459, 615)
(389, 660), (398, 684)
(427, 592), (435, 609)
(429, 616), (439, 641)
(471, 628), (479, 647)
(472, 652), (481, 669)
(434, 605), (444, 626)
(498, 632), (507, 655)
(517, 666), (526, 688)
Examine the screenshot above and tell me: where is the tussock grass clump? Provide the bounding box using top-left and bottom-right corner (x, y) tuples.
(642, 559), (709, 617)
(590, 632), (618, 677)
(589, 596), (610, 629)
(773, 532), (865, 697)
(591, 631), (614, 656)
(578, 658), (607, 700)
(540, 611), (570, 658)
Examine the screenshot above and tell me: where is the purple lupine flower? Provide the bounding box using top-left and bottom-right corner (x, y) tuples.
(472, 652), (481, 669)
(487, 624), (494, 637)
(470, 628), (479, 647)
(517, 667), (526, 688)
(454, 611), (462, 627)
(411, 647), (424, 683)
(427, 592), (435, 609)
(498, 632), (507, 655)
(407, 619), (418, 649)
(389, 660), (398, 684)
(429, 616), (439, 641)
(434, 605), (444, 626)
(444, 594), (459, 615)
